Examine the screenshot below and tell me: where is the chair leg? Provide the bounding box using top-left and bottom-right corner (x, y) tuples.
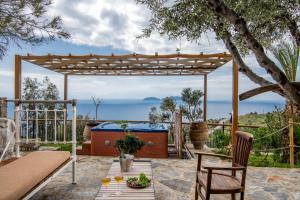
(231, 193), (236, 200)
(195, 183), (198, 200)
(205, 190), (210, 200)
(240, 192), (244, 200)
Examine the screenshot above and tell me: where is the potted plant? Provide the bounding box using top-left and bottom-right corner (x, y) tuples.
(115, 134), (145, 172)
(180, 88), (208, 150)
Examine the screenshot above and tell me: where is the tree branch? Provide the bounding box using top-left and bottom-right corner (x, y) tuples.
(283, 14), (300, 47)
(221, 29), (272, 86)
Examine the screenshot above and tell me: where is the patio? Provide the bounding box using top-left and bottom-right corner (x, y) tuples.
(0, 52), (296, 200)
(31, 155), (300, 200)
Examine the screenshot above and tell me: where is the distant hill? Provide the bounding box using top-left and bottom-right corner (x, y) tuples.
(143, 97), (161, 101)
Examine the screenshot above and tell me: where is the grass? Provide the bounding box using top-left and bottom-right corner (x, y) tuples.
(212, 148), (300, 168)
(40, 143), (78, 152)
(238, 112), (267, 126)
(248, 154), (300, 168)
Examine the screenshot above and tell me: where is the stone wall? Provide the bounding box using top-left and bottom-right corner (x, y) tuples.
(0, 118), (15, 160)
(0, 97), (7, 118)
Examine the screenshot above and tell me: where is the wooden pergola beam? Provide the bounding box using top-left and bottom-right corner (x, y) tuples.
(47, 65), (219, 71)
(33, 58), (229, 69)
(21, 52), (232, 60)
(68, 72), (207, 76)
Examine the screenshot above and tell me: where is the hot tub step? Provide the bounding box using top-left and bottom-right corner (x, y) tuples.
(76, 140), (91, 155)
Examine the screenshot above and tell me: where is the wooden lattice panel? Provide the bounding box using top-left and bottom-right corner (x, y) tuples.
(21, 53), (232, 76)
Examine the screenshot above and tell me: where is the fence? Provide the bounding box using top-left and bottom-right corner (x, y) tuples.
(2, 99), (299, 167)
(206, 119), (300, 168)
(7, 100), (77, 149)
(250, 119), (300, 168)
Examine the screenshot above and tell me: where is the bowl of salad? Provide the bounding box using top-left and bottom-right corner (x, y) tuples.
(126, 173), (151, 189)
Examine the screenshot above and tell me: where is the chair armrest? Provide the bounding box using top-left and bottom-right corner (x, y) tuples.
(203, 165), (245, 171)
(194, 151), (232, 159)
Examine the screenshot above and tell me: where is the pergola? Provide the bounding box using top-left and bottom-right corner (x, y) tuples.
(14, 52), (239, 143)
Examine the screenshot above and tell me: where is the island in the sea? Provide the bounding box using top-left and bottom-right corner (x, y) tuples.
(143, 97), (161, 101)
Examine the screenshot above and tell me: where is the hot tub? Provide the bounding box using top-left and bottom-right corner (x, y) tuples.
(90, 122), (168, 158)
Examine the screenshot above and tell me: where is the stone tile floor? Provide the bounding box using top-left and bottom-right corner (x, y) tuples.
(31, 155), (300, 200)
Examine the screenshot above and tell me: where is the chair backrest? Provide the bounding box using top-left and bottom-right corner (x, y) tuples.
(232, 131), (253, 167)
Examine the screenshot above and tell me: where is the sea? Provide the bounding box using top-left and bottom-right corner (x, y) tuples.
(6, 99), (282, 121)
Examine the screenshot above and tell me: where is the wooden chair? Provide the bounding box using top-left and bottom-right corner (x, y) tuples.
(194, 131), (253, 200)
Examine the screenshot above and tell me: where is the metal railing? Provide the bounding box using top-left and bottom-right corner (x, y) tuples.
(8, 99), (77, 160)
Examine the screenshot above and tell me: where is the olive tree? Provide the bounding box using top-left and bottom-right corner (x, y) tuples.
(180, 88), (203, 122)
(137, 0), (300, 111)
(0, 0), (70, 58)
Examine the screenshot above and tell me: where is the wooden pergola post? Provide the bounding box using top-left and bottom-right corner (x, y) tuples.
(63, 74), (68, 143)
(289, 118), (294, 168)
(15, 55), (22, 101)
(64, 74), (68, 101)
(231, 60), (239, 146)
(203, 74), (207, 121)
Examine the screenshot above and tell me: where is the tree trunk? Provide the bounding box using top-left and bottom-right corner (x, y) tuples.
(220, 29), (272, 86)
(219, 28), (285, 97)
(207, 0), (300, 111)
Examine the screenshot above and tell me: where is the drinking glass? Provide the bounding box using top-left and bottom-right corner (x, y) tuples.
(114, 175), (124, 195)
(101, 177), (111, 197)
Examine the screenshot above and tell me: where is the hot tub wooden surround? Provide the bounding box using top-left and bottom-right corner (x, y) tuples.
(77, 122), (169, 158)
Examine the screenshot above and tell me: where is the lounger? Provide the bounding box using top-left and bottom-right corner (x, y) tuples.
(0, 151), (73, 200)
(0, 101), (77, 200)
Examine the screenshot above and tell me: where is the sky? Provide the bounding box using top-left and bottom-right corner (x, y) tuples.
(0, 0), (292, 102)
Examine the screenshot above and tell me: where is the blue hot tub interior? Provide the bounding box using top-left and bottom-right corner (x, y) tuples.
(91, 122), (168, 133)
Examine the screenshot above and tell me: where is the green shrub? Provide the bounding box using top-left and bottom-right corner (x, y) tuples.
(115, 134), (145, 157)
(209, 129), (231, 155)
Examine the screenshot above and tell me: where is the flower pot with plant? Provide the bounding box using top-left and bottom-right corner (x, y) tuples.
(115, 133), (145, 172)
(180, 88), (208, 150)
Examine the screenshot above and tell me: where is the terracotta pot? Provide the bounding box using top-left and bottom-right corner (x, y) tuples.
(83, 122), (99, 141)
(189, 122), (208, 149)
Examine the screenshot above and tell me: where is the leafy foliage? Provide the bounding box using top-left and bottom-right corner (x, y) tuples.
(149, 97), (177, 124)
(0, 0), (70, 58)
(137, 0), (299, 54)
(209, 129), (231, 155)
(160, 96), (177, 121)
(149, 88), (203, 123)
(115, 134), (145, 156)
(180, 88), (203, 122)
(22, 76), (63, 141)
(210, 106), (300, 167)
(272, 40), (299, 81)
(136, 0), (300, 108)
(127, 173), (151, 187)
(22, 76), (63, 113)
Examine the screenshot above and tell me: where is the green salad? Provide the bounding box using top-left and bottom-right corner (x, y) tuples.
(127, 173), (151, 187)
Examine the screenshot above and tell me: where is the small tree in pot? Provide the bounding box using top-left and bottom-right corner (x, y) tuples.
(115, 133), (144, 172)
(180, 88), (208, 149)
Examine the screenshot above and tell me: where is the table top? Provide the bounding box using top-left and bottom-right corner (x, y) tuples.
(95, 161), (155, 200)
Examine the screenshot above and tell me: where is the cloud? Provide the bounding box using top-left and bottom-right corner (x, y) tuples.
(48, 0), (227, 54)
